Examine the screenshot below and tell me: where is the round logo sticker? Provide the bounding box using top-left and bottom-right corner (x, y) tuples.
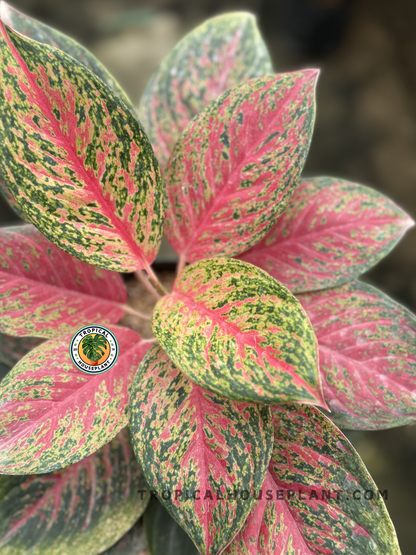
(69, 325), (119, 374)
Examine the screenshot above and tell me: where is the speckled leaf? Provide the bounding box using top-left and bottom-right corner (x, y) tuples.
(164, 71), (317, 262)
(0, 23), (163, 273)
(299, 281), (416, 430)
(0, 331), (43, 381)
(226, 404), (400, 555)
(0, 225), (127, 338)
(1, 1), (134, 111)
(0, 325), (152, 474)
(102, 520), (147, 555)
(139, 12), (273, 171)
(152, 258), (325, 407)
(0, 170), (28, 220)
(129, 345), (273, 555)
(239, 177), (414, 293)
(144, 498), (198, 555)
(0, 428), (150, 555)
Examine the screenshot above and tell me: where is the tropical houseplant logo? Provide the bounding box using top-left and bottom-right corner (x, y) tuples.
(69, 326), (119, 374)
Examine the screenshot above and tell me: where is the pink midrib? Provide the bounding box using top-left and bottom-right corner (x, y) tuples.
(177, 73), (311, 259)
(0, 267), (124, 317)
(0, 339), (144, 450)
(1, 22), (148, 270)
(241, 216), (413, 260)
(172, 289), (322, 403)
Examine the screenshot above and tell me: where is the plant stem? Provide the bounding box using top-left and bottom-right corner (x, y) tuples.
(121, 304), (151, 321)
(135, 269), (161, 301)
(141, 337), (158, 344)
(142, 261), (168, 297)
(177, 254), (186, 276)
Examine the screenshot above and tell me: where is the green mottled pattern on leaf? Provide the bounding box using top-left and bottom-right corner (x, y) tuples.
(226, 404), (400, 554)
(0, 428), (150, 555)
(153, 258), (325, 406)
(130, 345), (273, 555)
(164, 71), (317, 262)
(0, 23), (163, 272)
(144, 498), (198, 555)
(0, 326), (151, 474)
(1, 1), (134, 111)
(299, 280), (416, 430)
(139, 12), (273, 170)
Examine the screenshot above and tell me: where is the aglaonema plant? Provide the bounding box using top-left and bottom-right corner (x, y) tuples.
(0, 3), (412, 554)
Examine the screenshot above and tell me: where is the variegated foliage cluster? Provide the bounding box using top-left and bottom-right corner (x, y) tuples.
(0, 3), (411, 555)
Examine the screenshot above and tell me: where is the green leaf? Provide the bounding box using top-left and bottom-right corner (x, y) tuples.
(152, 257), (325, 407)
(0, 22), (163, 273)
(144, 498), (198, 555)
(226, 404), (400, 554)
(139, 12), (273, 171)
(82, 333), (108, 362)
(129, 345), (273, 555)
(1, 1), (134, 111)
(0, 326), (151, 474)
(0, 428), (150, 555)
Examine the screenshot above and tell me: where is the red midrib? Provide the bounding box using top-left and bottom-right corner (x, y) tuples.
(0, 339), (145, 450)
(173, 289), (320, 400)
(1, 22), (147, 268)
(243, 216), (412, 258)
(181, 73), (311, 259)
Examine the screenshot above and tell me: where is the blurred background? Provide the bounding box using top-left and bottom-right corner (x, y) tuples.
(1, 0), (415, 551)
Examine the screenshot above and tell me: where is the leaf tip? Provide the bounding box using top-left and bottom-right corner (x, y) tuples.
(305, 67), (320, 83)
(405, 216), (415, 229)
(0, 1), (12, 27)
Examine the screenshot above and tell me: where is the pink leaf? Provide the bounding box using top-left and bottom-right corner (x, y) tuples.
(0, 325), (151, 474)
(164, 72), (318, 262)
(138, 13), (273, 171)
(298, 281), (416, 430)
(239, 177), (413, 293)
(0, 225), (127, 338)
(226, 404), (400, 554)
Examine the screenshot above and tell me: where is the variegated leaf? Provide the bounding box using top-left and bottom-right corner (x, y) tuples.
(0, 331), (43, 381)
(139, 12), (273, 171)
(0, 325), (151, 474)
(164, 71), (317, 262)
(1, 2), (134, 111)
(226, 404), (400, 555)
(0, 225), (127, 338)
(144, 498), (198, 555)
(0, 23), (163, 273)
(152, 258), (325, 407)
(239, 177), (414, 293)
(129, 345), (273, 555)
(102, 520), (147, 555)
(299, 281), (416, 430)
(0, 171), (28, 220)
(0, 428), (150, 555)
